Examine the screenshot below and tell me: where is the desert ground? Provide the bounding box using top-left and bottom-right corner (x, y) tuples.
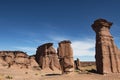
(0, 64), (120, 80)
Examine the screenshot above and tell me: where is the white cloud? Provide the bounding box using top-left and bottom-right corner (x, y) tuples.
(50, 36), (95, 56)
(71, 40), (95, 56)
(14, 37), (96, 61)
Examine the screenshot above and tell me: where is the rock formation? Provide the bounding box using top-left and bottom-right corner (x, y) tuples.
(29, 55), (41, 70)
(92, 19), (120, 74)
(57, 40), (74, 74)
(0, 51), (39, 69)
(74, 58), (81, 70)
(35, 43), (61, 70)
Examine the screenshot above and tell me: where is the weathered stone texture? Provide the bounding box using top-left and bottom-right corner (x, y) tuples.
(92, 19), (120, 74)
(35, 43), (61, 70)
(0, 51), (38, 69)
(29, 55), (40, 69)
(57, 40), (74, 73)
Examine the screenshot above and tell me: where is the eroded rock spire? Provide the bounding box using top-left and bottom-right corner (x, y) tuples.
(92, 19), (120, 74)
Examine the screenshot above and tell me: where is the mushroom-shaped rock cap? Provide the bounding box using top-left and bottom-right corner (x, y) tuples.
(38, 43), (53, 49)
(59, 40), (71, 44)
(91, 18), (113, 32)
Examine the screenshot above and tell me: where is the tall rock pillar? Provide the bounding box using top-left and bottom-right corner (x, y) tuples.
(91, 19), (120, 74)
(57, 40), (74, 74)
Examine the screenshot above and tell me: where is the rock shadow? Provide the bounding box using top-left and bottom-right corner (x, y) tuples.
(45, 74), (61, 76)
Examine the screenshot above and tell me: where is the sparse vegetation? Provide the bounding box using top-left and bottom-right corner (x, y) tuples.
(79, 65), (96, 74)
(25, 72), (28, 74)
(32, 66), (41, 70)
(74, 69), (80, 73)
(41, 75), (44, 77)
(5, 75), (13, 79)
(2, 64), (8, 67)
(35, 73), (38, 75)
(80, 65), (96, 71)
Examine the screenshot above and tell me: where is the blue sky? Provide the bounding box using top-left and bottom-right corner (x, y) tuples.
(0, 0), (120, 61)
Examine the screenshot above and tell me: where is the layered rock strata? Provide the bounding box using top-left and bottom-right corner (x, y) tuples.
(57, 40), (74, 74)
(92, 19), (120, 74)
(35, 43), (61, 70)
(0, 51), (38, 68)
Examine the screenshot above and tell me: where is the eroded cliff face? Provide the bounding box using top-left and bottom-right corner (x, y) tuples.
(35, 43), (61, 71)
(57, 40), (74, 74)
(92, 19), (120, 74)
(0, 51), (39, 69)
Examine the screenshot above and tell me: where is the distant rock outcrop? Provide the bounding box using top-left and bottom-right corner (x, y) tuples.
(74, 58), (81, 70)
(35, 43), (61, 70)
(57, 40), (74, 74)
(92, 19), (120, 74)
(0, 51), (39, 69)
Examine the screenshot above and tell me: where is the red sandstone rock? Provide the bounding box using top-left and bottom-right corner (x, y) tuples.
(92, 19), (120, 74)
(35, 43), (61, 70)
(57, 40), (74, 74)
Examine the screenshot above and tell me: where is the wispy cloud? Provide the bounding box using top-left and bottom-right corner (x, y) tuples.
(50, 36), (95, 57)
(14, 35), (96, 61)
(49, 35), (69, 42)
(72, 39), (95, 56)
(14, 46), (36, 55)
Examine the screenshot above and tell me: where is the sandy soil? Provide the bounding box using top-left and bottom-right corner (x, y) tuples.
(41, 73), (120, 80)
(0, 66), (120, 80)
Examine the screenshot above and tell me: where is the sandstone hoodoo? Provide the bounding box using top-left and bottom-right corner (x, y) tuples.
(92, 19), (120, 74)
(57, 40), (74, 74)
(35, 43), (61, 70)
